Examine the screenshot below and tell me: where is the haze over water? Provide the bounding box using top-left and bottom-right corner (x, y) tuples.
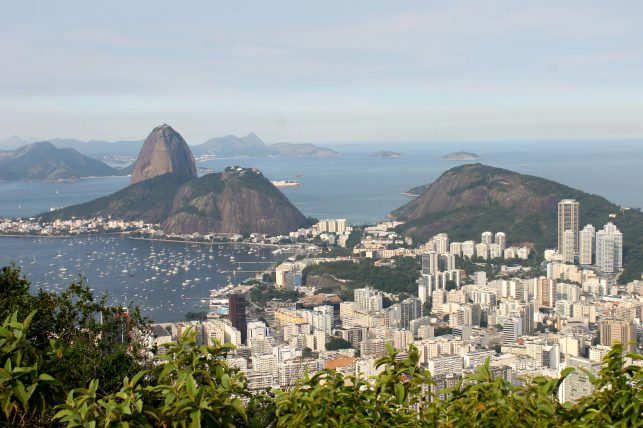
(1, 143), (641, 224)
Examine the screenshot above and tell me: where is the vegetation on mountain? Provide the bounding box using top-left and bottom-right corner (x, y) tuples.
(1, 274), (640, 428)
(0, 141), (121, 182)
(303, 257), (421, 296)
(39, 172), (192, 224)
(393, 164), (643, 283)
(249, 284), (302, 306)
(38, 168), (311, 236)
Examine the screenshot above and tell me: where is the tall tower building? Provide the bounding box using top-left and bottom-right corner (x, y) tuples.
(563, 230), (576, 263)
(595, 222), (623, 273)
(481, 231), (493, 245)
(557, 199), (579, 255)
(579, 224), (595, 265)
(422, 251), (439, 275)
(439, 252), (456, 271)
(494, 232), (506, 251)
(433, 233), (450, 254)
(228, 294), (248, 344)
(399, 297), (422, 329)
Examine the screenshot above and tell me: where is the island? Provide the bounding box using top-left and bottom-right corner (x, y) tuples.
(369, 151), (403, 158)
(440, 151), (480, 161)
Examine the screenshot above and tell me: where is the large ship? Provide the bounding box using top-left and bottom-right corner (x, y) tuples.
(271, 180), (300, 187)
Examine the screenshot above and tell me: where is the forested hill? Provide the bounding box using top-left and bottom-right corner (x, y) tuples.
(0, 141), (121, 182)
(393, 164), (643, 283)
(38, 167), (311, 236)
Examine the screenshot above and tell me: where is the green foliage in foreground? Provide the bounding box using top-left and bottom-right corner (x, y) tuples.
(1, 266), (641, 427)
(1, 311), (642, 427)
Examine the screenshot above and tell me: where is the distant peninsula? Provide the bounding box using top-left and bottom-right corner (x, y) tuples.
(191, 134), (339, 158)
(0, 141), (127, 182)
(369, 151), (403, 158)
(440, 151), (480, 161)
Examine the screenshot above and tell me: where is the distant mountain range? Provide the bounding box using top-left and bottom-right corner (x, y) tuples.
(190, 134), (339, 158)
(1, 133), (339, 159)
(392, 163), (643, 283)
(40, 125), (311, 236)
(0, 142), (127, 182)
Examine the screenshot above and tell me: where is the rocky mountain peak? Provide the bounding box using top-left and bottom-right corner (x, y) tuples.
(130, 125), (197, 185)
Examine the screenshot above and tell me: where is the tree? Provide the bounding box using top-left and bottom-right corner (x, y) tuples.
(326, 337), (352, 351)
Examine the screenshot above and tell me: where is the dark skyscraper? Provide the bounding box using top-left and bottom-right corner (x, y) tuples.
(228, 293), (247, 344)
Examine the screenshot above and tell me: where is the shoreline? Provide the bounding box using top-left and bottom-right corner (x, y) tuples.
(128, 236), (283, 248)
(0, 233), (294, 249)
(0, 231), (127, 239)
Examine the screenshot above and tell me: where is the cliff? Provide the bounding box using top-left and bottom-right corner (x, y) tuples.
(130, 124), (197, 185)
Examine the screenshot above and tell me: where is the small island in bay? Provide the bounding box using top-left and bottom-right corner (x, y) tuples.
(440, 151), (480, 161)
(369, 150), (403, 158)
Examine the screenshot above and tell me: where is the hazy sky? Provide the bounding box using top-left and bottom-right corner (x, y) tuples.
(2, 1), (643, 144)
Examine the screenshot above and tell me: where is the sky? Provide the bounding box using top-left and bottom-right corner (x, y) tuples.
(2, 1), (643, 144)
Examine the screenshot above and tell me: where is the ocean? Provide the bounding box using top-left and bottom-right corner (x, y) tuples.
(1, 143), (642, 223)
(0, 142), (641, 322)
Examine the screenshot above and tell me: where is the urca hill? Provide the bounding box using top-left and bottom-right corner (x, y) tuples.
(39, 125), (311, 236)
(392, 163), (643, 283)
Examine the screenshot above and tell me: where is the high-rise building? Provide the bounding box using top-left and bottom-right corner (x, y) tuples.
(462, 241), (476, 259)
(595, 222), (623, 273)
(562, 229), (576, 263)
(520, 302), (535, 335)
(433, 233), (450, 254)
(354, 287), (383, 312)
(449, 242), (463, 257)
(557, 199), (579, 255)
(475, 243), (489, 260)
(494, 232), (506, 251)
(599, 318), (636, 352)
(422, 251), (439, 275)
(228, 294), (248, 344)
(579, 224), (595, 265)
(481, 231), (493, 245)
(418, 274), (433, 305)
(399, 298), (422, 329)
(502, 317), (523, 345)
(439, 252), (456, 271)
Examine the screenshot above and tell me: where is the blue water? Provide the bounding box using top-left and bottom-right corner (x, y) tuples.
(0, 234), (279, 322)
(0, 143), (641, 322)
(1, 144), (641, 223)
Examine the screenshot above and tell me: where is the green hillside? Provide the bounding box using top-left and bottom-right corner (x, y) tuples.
(393, 164), (643, 283)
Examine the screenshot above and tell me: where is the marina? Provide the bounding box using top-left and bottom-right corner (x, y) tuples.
(0, 234), (284, 322)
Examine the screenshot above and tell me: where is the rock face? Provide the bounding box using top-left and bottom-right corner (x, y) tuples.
(130, 124), (197, 185)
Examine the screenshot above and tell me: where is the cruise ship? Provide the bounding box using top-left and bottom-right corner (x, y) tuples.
(271, 180), (300, 187)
